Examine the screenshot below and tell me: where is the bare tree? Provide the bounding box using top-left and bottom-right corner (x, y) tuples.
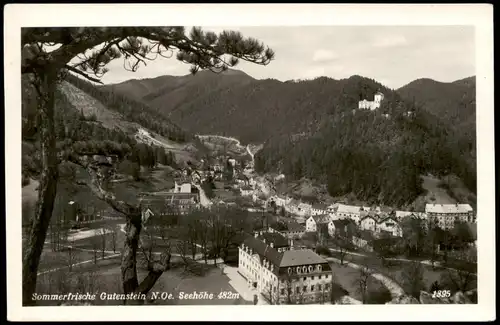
(91, 229), (100, 264)
(175, 238), (191, 271)
(330, 232), (351, 266)
(441, 249), (477, 293)
(98, 227), (108, 259)
(66, 236), (78, 272)
(353, 266), (372, 304)
(399, 261), (425, 299)
(108, 225), (118, 253)
(22, 26), (274, 305)
(329, 273), (344, 304)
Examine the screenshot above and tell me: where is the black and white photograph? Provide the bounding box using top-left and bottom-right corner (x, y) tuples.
(6, 3), (495, 322)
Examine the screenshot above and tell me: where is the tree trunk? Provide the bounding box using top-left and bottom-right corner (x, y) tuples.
(121, 212), (142, 300)
(22, 70), (59, 306)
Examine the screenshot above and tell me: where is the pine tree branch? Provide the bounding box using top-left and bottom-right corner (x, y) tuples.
(65, 64), (103, 84)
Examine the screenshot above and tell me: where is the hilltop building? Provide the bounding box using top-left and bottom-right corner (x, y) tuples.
(358, 91), (384, 111)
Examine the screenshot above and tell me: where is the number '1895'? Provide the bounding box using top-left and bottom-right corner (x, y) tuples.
(432, 290), (451, 298)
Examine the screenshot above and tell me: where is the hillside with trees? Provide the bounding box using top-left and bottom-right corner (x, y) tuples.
(22, 74), (181, 184)
(254, 78), (476, 208)
(397, 76), (476, 136)
(105, 73), (413, 144)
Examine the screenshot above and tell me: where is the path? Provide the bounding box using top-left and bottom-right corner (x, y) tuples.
(193, 183), (213, 208)
(325, 256), (405, 299)
(328, 248), (476, 275)
(37, 253), (121, 276)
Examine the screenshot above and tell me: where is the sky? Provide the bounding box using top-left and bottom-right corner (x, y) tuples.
(99, 26), (475, 90)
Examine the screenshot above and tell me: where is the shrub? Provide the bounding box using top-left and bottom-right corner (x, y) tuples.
(315, 245), (331, 256)
(365, 286), (392, 304)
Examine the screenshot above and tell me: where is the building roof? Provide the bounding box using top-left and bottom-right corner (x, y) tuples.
(242, 236), (284, 271)
(337, 204), (363, 214)
(312, 214), (330, 224)
(285, 222), (304, 232)
(257, 232), (289, 248)
(312, 203), (328, 211)
(360, 213), (379, 222)
(395, 211), (427, 220)
(425, 204), (473, 214)
(279, 249), (328, 267)
(378, 215), (400, 224)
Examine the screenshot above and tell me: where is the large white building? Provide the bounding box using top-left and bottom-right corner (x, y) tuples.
(238, 232), (334, 304)
(425, 203), (475, 230)
(358, 91), (384, 110)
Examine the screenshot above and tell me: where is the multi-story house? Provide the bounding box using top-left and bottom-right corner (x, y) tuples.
(328, 219), (357, 238)
(335, 204), (368, 222)
(425, 203), (475, 230)
(359, 214), (379, 232)
(278, 222), (305, 240)
(311, 203), (329, 216)
(297, 202), (313, 217)
(173, 181), (192, 194)
(376, 216), (403, 237)
(305, 214), (331, 233)
(239, 231), (334, 304)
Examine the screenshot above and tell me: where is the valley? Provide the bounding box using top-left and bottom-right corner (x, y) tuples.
(21, 69), (478, 308)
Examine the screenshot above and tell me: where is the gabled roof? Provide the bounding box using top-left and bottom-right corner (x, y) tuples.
(312, 214), (330, 224)
(242, 236), (284, 272)
(312, 203), (328, 210)
(378, 215), (400, 224)
(337, 204), (363, 214)
(425, 204), (473, 214)
(258, 232), (289, 248)
(279, 249), (328, 267)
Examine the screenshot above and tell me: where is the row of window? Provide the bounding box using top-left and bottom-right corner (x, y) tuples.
(287, 265), (322, 275)
(280, 283), (330, 295)
(280, 274), (329, 283)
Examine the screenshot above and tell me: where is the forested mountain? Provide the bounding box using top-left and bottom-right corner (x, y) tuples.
(255, 107), (476, 208)
(106, 72), (416, 144)
(104, 70), (476, 207)
(397, 76), (476, 132)
(21, 74), (187, 183)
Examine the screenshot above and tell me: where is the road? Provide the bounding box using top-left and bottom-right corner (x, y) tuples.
(328, 248), (477, 275)
(193, 183), (213, 208)
(325, 256), (405, 299)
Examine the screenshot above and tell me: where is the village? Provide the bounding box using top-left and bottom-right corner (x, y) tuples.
(113, 143), (478, 305)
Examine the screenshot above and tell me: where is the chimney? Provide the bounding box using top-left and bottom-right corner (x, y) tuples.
(290, 239), (294, 249)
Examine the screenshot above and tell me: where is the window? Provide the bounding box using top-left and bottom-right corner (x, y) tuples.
(296, 287), (300, 294)
(303, 277), (306, 281)
(311, 285), (315, 291)
(281, 289), (285, 295)
(303, 286), (307, 292)
(318, 284), (322, 291)
(319, 275), (322, 280)
(312, 276), (315, 280)
(325, 275), (329, 279)
(325, 284), (330, 290)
